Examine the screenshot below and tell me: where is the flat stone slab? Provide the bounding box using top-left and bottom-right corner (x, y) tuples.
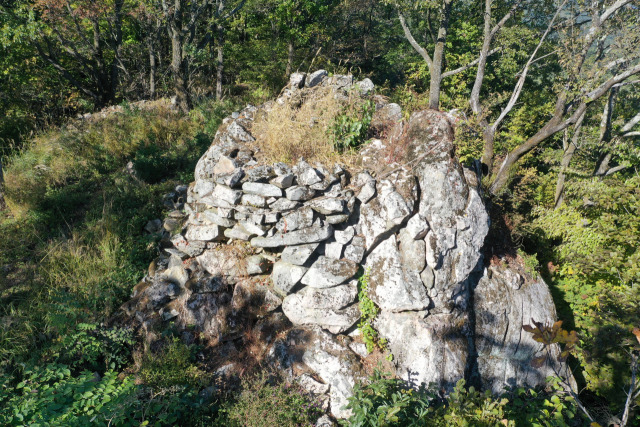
(250, 225), (333, 248)
(185, 224), (224, 242)
(306, 197), (346, 215)
(281, 243), (319, 266)
(301, 256), (358, 289)
(275, 207), (314, 233)
(242, 182), (283, 198)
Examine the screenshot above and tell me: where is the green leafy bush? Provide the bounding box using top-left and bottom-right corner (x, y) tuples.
(46, 323), (135, 373)
(331, 100), (374, 152)
(140, 338), (209, 389)
(218, 372), (323, 427)
(343, 370), (582, 427)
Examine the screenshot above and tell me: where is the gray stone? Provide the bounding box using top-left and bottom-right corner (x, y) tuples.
(163, 217), (182, 233)
(334, 226), (355, 245)
(196, 248), (245, 281)
(185, 224), (224, 242)
(301, 256), (358, 289)
(276, 207), (314, 233)
(475, 266), (570, 393)
(226, 121), (255, 143)
(364, 236), (430, 312)
(239, 221), (269, 237)
(213, 156), (237, 175)
(251, 224), (333, 248)
(289, 72), (306, 89)
(325, 74), (353, 89)
(161, 263), (189, 287)
(296, 162), (323, 186)
(264, 211), (281, 224)
(376, 311), (467, 390)
(406, 213), (430, 240)
(307, 197), (346, 215)
(356, 78), (374, 95)
(241, 194), (267, 208)
(372, 102), (402, 124)
(202, 210), (235, 228)
(281, 243), (319, 266)
(212, 185), (242, 205)
(302, 328), (363, 419)
(246, 255), (271, 275)
(273, 162), (293, 176)
(398, 228), (426, 272)
(171, 234), (205, 257)
(305, 69), (328, 88)
(244, 165), (275, 182)
(270, 174), (295, 189)
(215, 168), (244, 187)
(324, 242), (343, 259)
(297, 373), (329, 395)
(356, 172), (376, 204)
(343, 236), (365, 264)
(282, 288), (359, 334)
(285, 185), (316, 201)
(224, 223), (256, 241)
(271, 261), (308, 295)
(325, 214), (350, 225)
(242, 182), (283, 198)
(270, 198), (301, 212)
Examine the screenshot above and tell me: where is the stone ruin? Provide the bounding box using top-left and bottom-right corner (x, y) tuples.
(121, 70), (568, 420)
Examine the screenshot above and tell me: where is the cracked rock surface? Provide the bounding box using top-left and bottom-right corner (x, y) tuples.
(121, 71), (569, 420)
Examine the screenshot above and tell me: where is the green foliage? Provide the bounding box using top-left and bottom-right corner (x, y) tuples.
(46, 323), (135, 373)
(331, 100), (374, 153)
(218, 372), (323, 427)
(357, 270), (388, 355)
(518, 248), (541, 279)
(0, 364), (138, 426)
(343, 370), (582, 427)
(0, 362), (221, 426)
(342, 369), (433, 426)
(140, 338), (209, 389)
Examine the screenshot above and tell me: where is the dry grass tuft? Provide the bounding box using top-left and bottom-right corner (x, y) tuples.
(250, 87), (364, 166)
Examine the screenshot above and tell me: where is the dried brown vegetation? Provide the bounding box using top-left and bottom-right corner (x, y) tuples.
(250, 87), (366, 166)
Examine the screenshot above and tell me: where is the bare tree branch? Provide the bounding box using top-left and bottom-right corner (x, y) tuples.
(441, 48), (499, 78)
(398, 11), (433, 69)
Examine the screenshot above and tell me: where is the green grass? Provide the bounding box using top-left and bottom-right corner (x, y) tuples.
(0, 99), (233, 372)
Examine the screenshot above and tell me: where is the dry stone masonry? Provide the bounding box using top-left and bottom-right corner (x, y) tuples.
(123, 71), (570, 421)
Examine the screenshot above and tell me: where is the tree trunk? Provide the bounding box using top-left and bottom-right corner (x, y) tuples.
(554, 112), (585, 208)
(0, 160), (7, 212)
(171, 35), (191, 112)
(428, 0), (453, 110)
(149, 42), (157, 99)
(216, 22), (224, 101)
(285, 39), (294, 77)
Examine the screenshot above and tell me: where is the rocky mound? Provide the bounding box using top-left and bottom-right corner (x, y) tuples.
(120, 71), (568, 420)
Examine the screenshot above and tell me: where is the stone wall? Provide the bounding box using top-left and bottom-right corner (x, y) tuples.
(122, 71), (569, 420)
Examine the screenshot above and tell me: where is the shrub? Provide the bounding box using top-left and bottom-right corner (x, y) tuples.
(343, 370), (582, 427)
(251, 87), (370, 164)
(46, 323), (135, 373)
(139, 338), (210, 389)
(218, 372), (323, 427)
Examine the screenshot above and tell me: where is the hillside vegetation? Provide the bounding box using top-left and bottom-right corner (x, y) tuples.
(1, 0), (639, 425)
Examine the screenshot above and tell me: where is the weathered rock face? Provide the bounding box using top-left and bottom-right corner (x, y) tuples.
(473, 265), (571, 393)
(121, 71), (570, 421)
